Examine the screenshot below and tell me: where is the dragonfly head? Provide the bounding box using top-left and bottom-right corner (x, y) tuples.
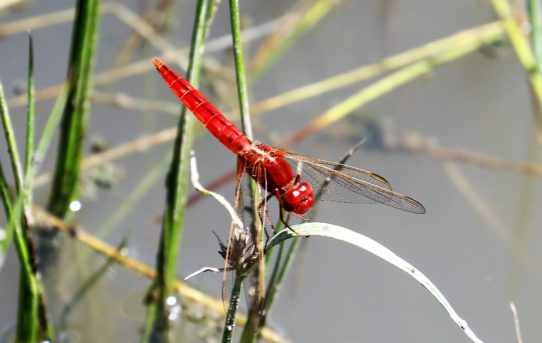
(282, 182), (314, 214)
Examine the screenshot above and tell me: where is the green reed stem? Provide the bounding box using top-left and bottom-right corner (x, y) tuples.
(24, 33), (35, 206)
(143, 1), (214, 341)
(225, 0), (267, 342)
(250, 0), (337, 80)
(47, 0), (100, 217)
(0, 77), (44, 341)
(222, 270), (243, 343)
(528, 0), (542, 67)
(491, 0), (542, 145)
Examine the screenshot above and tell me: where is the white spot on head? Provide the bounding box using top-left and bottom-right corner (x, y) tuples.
(292, 190), (300, 197)
(300, 184), (307, 191)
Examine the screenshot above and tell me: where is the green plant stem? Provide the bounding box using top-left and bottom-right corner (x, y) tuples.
(229, 0), (252, 138)
(47, 0), (100, 217)
(227, 0), (266, 342)
(491, 0), (542, 145)
(286, 30), (501, 146)
(143, 0), (213, 341)
(250, 0), (337, 80)
(528, 0), (542, 67)
(0, 86), (23, 194)
(0, 80), (45, 341)
(221, 271), (243, 343)
(24, 33), (35, 207)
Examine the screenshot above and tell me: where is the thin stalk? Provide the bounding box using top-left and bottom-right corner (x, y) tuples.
(47, 0), (100, 217)
(0, 80), (44, 341)
(221, 271), (243, 343)
(249, 0), (337, 80)
(491, 0), (542, 146)
(229, 0), (252, 138)
(60, 235), (129, 327)
(249, 20), (505, 117)
(3, 81), (72, 254)
(285, 33), (498, 146)
(0, 87), (23, 194)
(228, 0), (266, 341)
(24, 33), (35, 207)
(143, 0), (214, 341)
(64, 151), (170, 281)
(528, 0), (542, 67)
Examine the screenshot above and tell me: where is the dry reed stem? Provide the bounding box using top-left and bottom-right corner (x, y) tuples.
(393, 134), (542, 176)
(3, 5), (284, 108)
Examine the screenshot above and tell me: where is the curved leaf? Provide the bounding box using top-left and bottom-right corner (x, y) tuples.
(267, 222), (483, 343)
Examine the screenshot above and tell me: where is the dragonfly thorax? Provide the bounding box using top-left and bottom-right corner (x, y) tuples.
(241, 144), (315, 214)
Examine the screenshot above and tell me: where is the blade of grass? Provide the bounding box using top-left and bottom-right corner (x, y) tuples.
(528, 0), (542, 66)
(267, 223), (484, 343)
(143, 1), (215, 341)
(47, 0), (101, 218)
(250, 20), (505, 117)
(249, 0), (338, 80)
(491, 0), (542, 146)
(24, 33), (35, 207)
(0, 76), (48, 341)
(284, 31), (500, 146)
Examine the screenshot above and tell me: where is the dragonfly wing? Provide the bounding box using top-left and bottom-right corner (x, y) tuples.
(284, 153), (426, 214)
(222, 162), (251, 309)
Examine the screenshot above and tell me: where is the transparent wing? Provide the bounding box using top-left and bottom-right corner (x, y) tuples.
(283, 152), (426, 214)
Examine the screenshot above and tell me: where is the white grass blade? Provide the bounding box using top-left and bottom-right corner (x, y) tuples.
(267, 222), (483, 343)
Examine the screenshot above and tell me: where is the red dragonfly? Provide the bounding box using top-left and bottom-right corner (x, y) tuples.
(151, 57), (425, 216)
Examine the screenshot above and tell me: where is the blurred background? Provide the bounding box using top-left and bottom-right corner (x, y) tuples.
(0, 0), (540, 342)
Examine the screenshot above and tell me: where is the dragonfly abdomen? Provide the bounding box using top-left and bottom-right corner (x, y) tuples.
(152, 57), (251, 155)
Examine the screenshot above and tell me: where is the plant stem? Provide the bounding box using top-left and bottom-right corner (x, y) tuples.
(491, 0), (542, 146)
(229, 0), (252, 138)
(221, 271), (243, 343)
(24, 33), (35, 208)
(528, 0), (542, 67)
(228, 0), (266, 341)
(47, 0), (101, 217)
(143, 0), (214, 340)
(0, 79), (46, 341)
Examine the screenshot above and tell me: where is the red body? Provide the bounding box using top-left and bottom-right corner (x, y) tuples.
(152, 58), (314, 214)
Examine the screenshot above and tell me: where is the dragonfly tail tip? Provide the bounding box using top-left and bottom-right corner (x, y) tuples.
(151, 57), (164, 69)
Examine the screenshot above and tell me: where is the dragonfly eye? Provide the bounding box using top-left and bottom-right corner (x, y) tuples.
(282, 182), (314, 214)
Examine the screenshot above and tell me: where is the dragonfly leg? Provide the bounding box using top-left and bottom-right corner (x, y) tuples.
(279, 209), (305, 237)
(257, 193), (276, 241)
(273, 189), (305, 237)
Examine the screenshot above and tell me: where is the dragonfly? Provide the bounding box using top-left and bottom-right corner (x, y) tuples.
(151, 57), (426, 217)
(153, 57), (425, 337)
